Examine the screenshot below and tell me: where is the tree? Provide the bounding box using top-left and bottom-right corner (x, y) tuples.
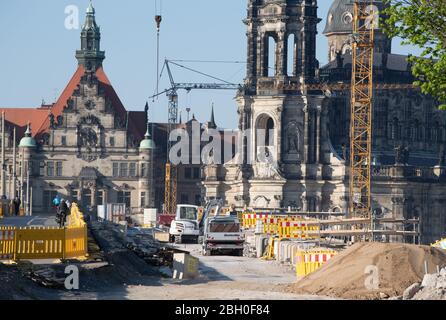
(383, 0), (446, 109)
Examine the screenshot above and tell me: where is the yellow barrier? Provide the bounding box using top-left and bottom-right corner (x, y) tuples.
(0, 227), (15, 259)
(0, 203), (87, 261)
(262, 236), (277, 260)
(295, 250), (337, 277)
(432, 238), (446, 250)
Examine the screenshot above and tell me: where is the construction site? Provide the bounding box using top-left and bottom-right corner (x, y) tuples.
(1, 0), (446, 302)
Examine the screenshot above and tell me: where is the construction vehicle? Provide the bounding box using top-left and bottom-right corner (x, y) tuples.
(199, 199), (244, 256)
(169, 204), (200, 244)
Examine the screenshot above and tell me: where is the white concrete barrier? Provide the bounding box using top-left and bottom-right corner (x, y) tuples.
(173, 253), (199, 280)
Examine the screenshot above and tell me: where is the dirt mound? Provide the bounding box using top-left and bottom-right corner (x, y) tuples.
(287, 242), (446, 299)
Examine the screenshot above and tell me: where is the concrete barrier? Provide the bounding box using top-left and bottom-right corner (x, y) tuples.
(172, 253), (199, 280)
(275, 240), (319, 266)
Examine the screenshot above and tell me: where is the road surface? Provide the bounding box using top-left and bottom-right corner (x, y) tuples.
(0, 215), (58, 228)
(73, 243), (333, 300)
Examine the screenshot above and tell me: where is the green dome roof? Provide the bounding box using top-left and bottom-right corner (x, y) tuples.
(19, 124), (36, 148)
(139, 126), (156, 150)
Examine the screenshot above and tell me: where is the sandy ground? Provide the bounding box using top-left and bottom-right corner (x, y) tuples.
(57, 244), (333, 300)
(117, 244), (333, 300)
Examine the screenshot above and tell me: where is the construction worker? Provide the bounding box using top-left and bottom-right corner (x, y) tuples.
(58, 199), (69, 228)
(52, 194), (61, 208)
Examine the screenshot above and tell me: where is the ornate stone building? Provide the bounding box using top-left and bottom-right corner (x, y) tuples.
(0, 4), (158, 215)
(202, 0), (446, 244)
(0, 3), (204, 216)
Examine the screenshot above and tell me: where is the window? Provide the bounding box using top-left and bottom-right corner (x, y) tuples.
(97, 191), (104, 206)
(117, 191), (131, 208)
(119, 163), (128, 177)
(141, 163), (147, 177)
(47, 161), (54, 177)
(185, 167), (192, 179)
(181, 194), (189, 204)
(109, 137), (115, 147)
(193, 167), (200, 179)
(56, 161), (63, 177)
(179, 206), (198, 220)
(129, 163), (137, 177)
(61, 136), (67, 146)
(113, 163), (119, 177)
(140, 192), (146, 208)
(39, 161), (45, 176)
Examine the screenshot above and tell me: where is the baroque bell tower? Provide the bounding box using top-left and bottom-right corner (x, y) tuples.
(75, 1), (105, 71)
(230, 0), (332, 209)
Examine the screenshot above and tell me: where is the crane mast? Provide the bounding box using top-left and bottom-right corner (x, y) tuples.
(349, 0), (375, 221)
(159, 60), (240, 215)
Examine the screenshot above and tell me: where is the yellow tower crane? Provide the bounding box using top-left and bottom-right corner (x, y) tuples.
(349, 0), (376, 222)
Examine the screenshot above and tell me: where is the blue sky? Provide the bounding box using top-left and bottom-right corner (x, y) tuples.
(0, 0), (420, 129)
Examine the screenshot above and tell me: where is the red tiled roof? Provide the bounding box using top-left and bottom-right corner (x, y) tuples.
(2, 65), (146, 141)
(0, 108), (50, 138)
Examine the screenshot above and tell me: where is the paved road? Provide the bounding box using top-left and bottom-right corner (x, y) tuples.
(0, 215), (58, 228)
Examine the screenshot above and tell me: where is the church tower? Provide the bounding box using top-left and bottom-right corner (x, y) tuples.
(75, 2), (105, 71)
(229, 0), (332, 209)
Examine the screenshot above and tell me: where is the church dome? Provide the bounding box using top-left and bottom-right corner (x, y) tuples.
(323, 0), (354, 35)
(19, 124), (36, 148)
(323, 0), (385, 35)
(139, 127), (156, 151)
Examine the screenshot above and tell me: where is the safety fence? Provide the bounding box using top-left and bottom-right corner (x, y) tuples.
(242, 213), (320, 240)
(242, 213), (273, 229)
(295, 250), (338, 277)
(0, 203), (87, 261)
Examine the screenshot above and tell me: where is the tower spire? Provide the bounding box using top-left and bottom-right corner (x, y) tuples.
(75, 1), (105, 71)
(207, 103), (217, 129)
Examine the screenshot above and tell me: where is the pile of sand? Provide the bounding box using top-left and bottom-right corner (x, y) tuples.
(287, 242), (446, 299)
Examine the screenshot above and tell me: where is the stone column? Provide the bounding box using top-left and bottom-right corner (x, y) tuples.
(315, 106), (321, 164)
(303, 106), (309, 164)
(320, 106), (329, 164)
(391, 196), (405, 219)
(277, 32), (287, 76)
(301, 192), (308, 212)
(315, 195), (321, 212)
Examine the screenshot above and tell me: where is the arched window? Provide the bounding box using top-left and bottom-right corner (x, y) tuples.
(256, 114), (275, 162)
(341, 44), (352, 55)
(267, 35), (277, 77)
(287, 34), (296, 76)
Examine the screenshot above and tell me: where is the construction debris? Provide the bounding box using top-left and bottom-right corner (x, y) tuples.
(408, 268), (446, 300)
(287, 242), (446, 299)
